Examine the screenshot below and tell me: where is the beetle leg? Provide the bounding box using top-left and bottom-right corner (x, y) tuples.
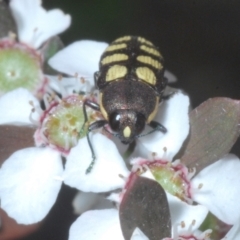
(80, 99), (100, 135)
(149, 120), (167, 133)
(85, 120), (108, 174)
(81, 98), (108, 173)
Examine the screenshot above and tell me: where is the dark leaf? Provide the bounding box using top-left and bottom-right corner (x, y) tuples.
(41, 36), (64, 74)
(0, 1), (17, 39)
(119, 175), (171, 240)
(181, 97), (240, 173)
(0, 124), (36, 165)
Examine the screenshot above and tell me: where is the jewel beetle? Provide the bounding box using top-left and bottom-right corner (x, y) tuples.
(82, 36), (167, 173)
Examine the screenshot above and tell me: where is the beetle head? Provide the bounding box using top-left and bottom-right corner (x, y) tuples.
(109, 110), (145, 144)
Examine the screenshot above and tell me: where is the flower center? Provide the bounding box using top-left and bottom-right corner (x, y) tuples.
(0, 39), (43, 96)
(36, 95), (98, 153)
(135, 159), (192, 202)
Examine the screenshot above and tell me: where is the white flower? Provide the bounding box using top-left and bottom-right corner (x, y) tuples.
(9, 0), (71, 49)
(191, 154), (240, 225)
(0, 88), (128, 224)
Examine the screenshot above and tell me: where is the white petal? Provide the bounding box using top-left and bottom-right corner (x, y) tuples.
(0, 147), (63, 224)
(72, 191), (114, 215)
(139, 92), (190, 161)
(223, 221), (240, 240)
(64, 133), (129, 192)
(192, 154), (240, 225)
(10, 0), (71, 48)
(48, 40), (108, 80)
(167, 193), (208, 234)
(69, 209), (124, 240)
(0, 88), (40, 125)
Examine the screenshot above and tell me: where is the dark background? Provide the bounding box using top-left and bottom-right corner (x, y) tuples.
(19, 0), (240, 239)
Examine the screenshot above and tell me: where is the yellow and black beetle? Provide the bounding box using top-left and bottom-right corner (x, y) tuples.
(82, 36), (167, 173)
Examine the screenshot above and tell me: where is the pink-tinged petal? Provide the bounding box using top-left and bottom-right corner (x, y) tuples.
(167, 193), (208, 234)
(64, 133), (129, 192)
(48, 40), (108, 81)
(0, 88), (40, 125)
(191, 154), (240, 225)
(72, 191), (114, 215)
(139, 92), (190, 161)
(0, 147), (63, 224)
(10, 0), (71, 49)
(223, 221), (240, 240)
(69, 209), (124, 240)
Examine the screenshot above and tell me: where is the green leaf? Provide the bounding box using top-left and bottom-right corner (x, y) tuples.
(0, 1), (17, 39)
(181, 97), (240, 173)
(119, 175), (171, 240)
(0, 124), (36, 165)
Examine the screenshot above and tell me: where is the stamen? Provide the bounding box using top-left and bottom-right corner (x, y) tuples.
(74, 72), (78, 78)
(8, 31), (17, 40)
(172, 170), (181, 180)
(151, 152), (157, 157)
(58, 74), (63, 81)
(199, 229), (212, 239)
(182, 194), (193, 204)
(29, 100), (34, 107)
(80, 77), (85, 83)
(188, 167), (196, 179)
(181, 221), (185, 228)
(118, 174), (127, 180)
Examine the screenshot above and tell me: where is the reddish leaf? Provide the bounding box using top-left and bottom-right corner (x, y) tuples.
(0, 125), (36, 165)
(119, 175), (171, 240)
(181, 98), (240, 173)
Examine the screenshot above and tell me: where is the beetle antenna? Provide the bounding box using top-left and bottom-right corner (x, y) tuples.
(137, 128), (158, 138)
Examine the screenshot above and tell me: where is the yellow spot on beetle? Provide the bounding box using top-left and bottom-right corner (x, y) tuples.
(106, 65), (127, 81)
(136, 67), (156, 85)
(137, 37), (153, 46)
(137, 55), (162, 69)
(114, 36), (131, 42)
(147, 96), (160, 123)
(140, 45), (162, 57)
(105, 43), (127, 52)
(101, 54), (128, 65)
(123, 126), (131, 138)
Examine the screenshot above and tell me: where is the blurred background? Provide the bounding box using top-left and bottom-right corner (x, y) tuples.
(2, 0), (240, 239)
